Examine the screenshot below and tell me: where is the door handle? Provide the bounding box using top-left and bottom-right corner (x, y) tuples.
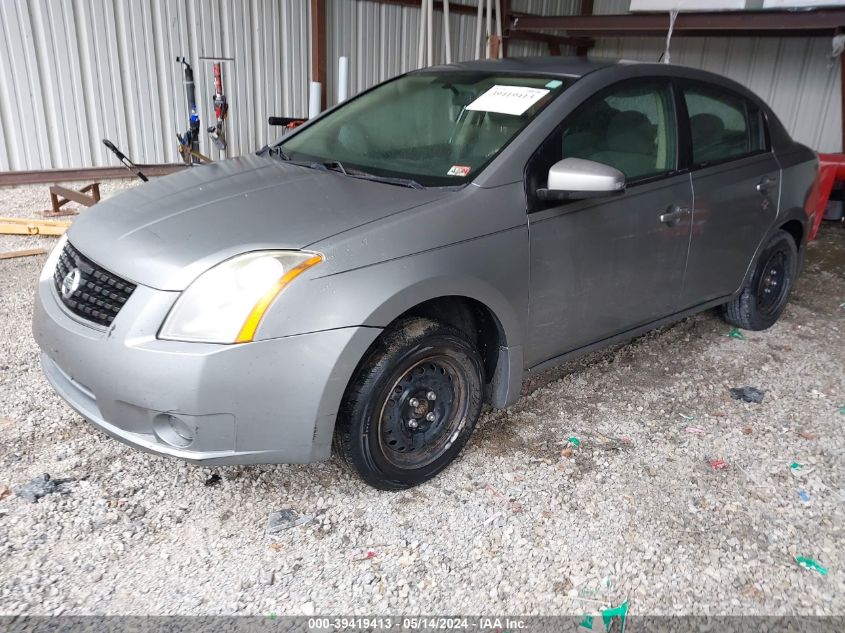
(659, 206), (689, 226)
(756, 176), (777, 194)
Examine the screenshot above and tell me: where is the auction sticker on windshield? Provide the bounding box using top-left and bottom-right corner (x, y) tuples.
(447, 165), (472, 177)
(467, 85), (550, 116)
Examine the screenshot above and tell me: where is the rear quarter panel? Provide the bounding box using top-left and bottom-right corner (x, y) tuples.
(776, 142), (819, 249)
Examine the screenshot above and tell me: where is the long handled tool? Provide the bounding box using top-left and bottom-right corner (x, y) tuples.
(176, 56), (204, 165)
(207, 62), (228, 151)
(102, 139), (148, 182)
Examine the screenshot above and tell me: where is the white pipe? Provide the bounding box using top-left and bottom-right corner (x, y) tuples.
(495, 0), (503, 58)
(475, 0), (483, 59)
(443, 0), (451, 63)
(426, 0), (433, 67)
(417, 0), (426, 68)
(308, 81), (322, 119)
(486, 0), (492, 59)
(337, 56), (349, 103)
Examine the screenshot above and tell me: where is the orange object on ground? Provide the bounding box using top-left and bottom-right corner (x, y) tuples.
(808, 153), (845, 241)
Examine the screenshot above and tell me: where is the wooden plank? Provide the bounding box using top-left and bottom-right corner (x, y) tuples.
(0, 217), (71, 237)
(0, 248), (48, 260)
(49, 184), (100, 208)
(0, 217), (71, 227)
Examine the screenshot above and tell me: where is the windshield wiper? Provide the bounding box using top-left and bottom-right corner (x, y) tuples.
(343, 172), (424, 190)
(268, 146), (329, 171)
(266, 145), (291, 160)
(271, 151), (424, 189)
(321, 160), (423, 189)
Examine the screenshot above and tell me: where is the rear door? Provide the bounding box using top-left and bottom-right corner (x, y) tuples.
(679, 81), (779, 307)
(525, 79), (693, 367)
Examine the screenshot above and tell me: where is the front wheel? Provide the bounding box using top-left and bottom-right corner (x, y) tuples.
(723, 230), (798, 331)
(335, 317), (484, 490)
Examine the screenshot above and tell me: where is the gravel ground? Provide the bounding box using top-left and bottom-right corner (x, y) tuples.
(0, 182), (843, 617)
(0, 179), (139, 254)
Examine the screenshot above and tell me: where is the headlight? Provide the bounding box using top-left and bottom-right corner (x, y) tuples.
(159, 251), (322, 343)
(40, 234), (68, 282)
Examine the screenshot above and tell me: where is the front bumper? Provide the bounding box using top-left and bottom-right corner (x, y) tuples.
(33, 265), (380, 465)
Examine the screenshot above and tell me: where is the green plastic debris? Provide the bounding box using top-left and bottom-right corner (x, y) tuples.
(601, 600), (629, 633)
(680, 413), (696, 421)
(728, 328), (746, 340)
(790, 461), (804, 471)
(579, 615), (594, 630)
(568, 436), (581, 447)
(795, 556), (828, 575)
(839, 405), (845, 415)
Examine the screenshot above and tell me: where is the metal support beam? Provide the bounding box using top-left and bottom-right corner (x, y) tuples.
(360, 0), (590, 48)
(841, 48), (845, 153)
(575, 0), (594, 57)
(508, 29), (592, 51)
(360, 0), (479, 17)
(510, 8), (845, 37)
(311, 0), (327, 110)
(0, 165), (185, 187)
(501, 0), (511, 58)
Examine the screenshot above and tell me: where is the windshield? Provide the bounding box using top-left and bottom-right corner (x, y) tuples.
(277, 72), (572, 187)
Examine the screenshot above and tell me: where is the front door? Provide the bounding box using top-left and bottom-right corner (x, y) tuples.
(525, 79), (693, 367)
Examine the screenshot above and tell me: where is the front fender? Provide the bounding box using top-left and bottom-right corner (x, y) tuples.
(254, 225), (529, 410)
(255, 226), (529, 348)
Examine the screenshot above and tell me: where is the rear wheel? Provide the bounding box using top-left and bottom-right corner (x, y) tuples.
(723, 230), (798, 331)
(335, 317), (484, 490)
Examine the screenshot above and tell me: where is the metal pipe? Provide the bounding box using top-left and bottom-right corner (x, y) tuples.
(495, 0), (503, 58)
(486, 0), (492, 58)
(475, 0), (483, 59)
(418, 0), (427, 68)
(443, 0), (452, 63)
(308, 82), (322, 118)
(337, 56), (349, 103)
(427, 0), (433, 66)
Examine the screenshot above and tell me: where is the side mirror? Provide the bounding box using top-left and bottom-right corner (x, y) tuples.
(537, 157), (626, 201)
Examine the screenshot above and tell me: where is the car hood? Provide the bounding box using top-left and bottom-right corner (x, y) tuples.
(67, 154), (448, 290)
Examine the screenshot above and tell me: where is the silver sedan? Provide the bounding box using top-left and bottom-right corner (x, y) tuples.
(34, 57), (817, 489)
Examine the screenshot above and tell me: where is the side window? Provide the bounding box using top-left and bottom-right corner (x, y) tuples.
(560, 82), (677, 181)
(683, 85), (766, 165)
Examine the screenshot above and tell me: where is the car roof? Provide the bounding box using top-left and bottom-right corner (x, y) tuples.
(422, 56), (629, 78)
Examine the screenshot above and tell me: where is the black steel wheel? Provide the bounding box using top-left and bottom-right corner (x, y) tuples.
(723, 230), (798, 331)
(755, 249), (788, 319)
(335, 317), (484, 490)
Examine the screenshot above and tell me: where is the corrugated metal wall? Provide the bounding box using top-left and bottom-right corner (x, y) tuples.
(0, 0), (841, 170)
(0, 0), (312, 170)
(0, 0), (579, 172)
(590, 0), (842, 152)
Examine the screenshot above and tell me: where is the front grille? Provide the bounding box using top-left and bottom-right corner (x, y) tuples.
(53, 241), (136, 327)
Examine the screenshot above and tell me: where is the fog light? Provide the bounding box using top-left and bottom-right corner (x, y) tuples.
(153, 413), (195, 448)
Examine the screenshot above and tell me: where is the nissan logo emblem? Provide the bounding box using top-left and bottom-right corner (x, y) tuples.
(61, 268), (82, 299)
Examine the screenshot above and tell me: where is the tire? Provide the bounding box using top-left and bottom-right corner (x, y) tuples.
(723, 230), (798, 331)
(334, 317), (484, 490)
